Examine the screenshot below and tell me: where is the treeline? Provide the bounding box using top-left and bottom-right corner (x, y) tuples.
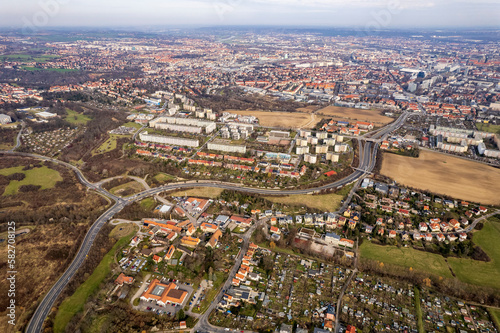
(192, 87), (307, 113)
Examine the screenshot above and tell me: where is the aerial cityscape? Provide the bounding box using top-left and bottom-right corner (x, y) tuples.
(0, 2), (499, 333)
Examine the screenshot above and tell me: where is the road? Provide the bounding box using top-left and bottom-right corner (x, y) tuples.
(193, 219), (266, 333)
(8, 111), (409, 333)
(11, 121), (25, 151)
(24, 200), (128, 333)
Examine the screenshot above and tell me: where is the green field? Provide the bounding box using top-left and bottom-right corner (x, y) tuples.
(140, 197), (156, 210)
(361, 216), (500, 289)
(360, 242), (453, 278)
(64, 109), (92, 125)
(447, 217), (500, 289)
(264, 192), (343, 212)
(21, 66), (77, 72)
(489, 308), (500, 331)
(92, 134), (128, 155)
(53, 227), (137, 333)
(123, 122), (143, 129)
(477, 123), (500, 135)
(0, 54), (59, 62)
(414, 287), (425, 333)
(153, 172), (177, 184)
(0, 165), (63, 196)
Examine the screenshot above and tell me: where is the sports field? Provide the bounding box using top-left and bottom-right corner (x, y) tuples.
(226, 110), (322, 128)
(316, 105), (393, 125)
(0, 165), (63, 196)
(264, 192), (343, 212)
(381, 150), (500, 205)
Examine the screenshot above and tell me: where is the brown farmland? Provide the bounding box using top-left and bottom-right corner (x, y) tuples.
(381, 150), (500, 205)
(226, 110), (322, 128)
(317, 106), (394, 125)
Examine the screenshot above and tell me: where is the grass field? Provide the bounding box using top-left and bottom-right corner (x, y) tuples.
(169, 187), (223, 198)
(381, 150), (500, 205)
(64, 109), (92, 125)
(123, 121), (143, 129)
(225, 110), (322, 129)
(139, 197), (156, 210)
(361, 216), (500, 289)
(263, 192), (343, 212)
(153, 172), (177, 184)
(489, 308), (500, 331)
(414, 287), (425, 333)
(109, 181), (145, 197)
(92, 134), (128, 155)
(477, 123), (500, 135)
(447, 217), (500, 289)
(109, 223), (136, 239)
(53, 227), (137, 333)
(0, 54), (59, 62)
(0, 165), (63, 196)
(316, 106), (394, 125)
(360, 242), (453, 278)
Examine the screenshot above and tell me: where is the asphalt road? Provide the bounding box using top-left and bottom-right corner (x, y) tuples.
(9, 111), (409, 333)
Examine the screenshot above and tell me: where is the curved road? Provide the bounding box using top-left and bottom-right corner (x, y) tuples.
(4, 112), (409, 333)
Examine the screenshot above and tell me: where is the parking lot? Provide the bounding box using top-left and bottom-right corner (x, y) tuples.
(119, 255), (147, 273)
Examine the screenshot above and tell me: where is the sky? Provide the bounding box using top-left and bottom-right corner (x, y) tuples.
(0, 0), (499, 29)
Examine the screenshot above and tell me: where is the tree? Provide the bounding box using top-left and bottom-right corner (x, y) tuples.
(176, 309), (186, 321)
(269, 241), (276, 250)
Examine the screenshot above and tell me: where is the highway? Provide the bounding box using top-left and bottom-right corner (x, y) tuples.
(3, 111), (409, 333)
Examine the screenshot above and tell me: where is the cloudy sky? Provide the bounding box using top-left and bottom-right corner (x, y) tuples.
(0, 0), (498, 28)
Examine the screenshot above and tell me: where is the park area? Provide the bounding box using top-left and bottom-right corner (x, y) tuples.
(64, 109), (92, 125)
(316, 105), (394, 125)
(226, 110), (322, 128)
(380, 150), (500, 205)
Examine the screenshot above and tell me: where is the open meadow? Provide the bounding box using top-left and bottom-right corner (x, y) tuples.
(0, 165), (63, 196)
(226, 110), (322, 128)
(264, 192), (343, 212)
(168, 187), (223, 199)
(64, 109), (92, 126)
(360, 216), (500, 290)
(316, 105), (394, 125)
(447, 216), (500, 289)
(380, 150), (500, 205)
(360, 242), (453, 278)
